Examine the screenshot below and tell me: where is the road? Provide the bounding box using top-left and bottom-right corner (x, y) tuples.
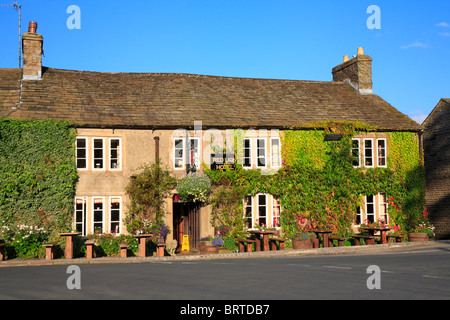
(0, 243), (449, 302)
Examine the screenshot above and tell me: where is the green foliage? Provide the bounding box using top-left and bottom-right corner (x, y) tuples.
(84, 234), (139, 257)
(0, 119), (78, 244)
(205, 121), (426, 239)
(124, 161), (177, 235)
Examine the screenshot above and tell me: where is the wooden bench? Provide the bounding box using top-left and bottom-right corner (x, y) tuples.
(387, 234), (406, 243)
(269, 237), (287, 250)
(0, 243), (7, 261)
(85, 240), (95, 259)
(328, 237), (349, 247)
(352, 234), (375, 246)
(236, 239), (257, 252)
(119, 244), (129, 258)
(43, 243), (55, 260)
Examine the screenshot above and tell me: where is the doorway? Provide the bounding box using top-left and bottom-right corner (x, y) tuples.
(173, 199), (200, 253)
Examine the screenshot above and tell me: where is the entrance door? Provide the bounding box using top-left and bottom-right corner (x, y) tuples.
(173, 200), (200, 252)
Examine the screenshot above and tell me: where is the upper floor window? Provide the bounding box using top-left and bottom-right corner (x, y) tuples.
(93, 138), (105, 170)
(256, 138), (267, 168)
(351, 138), (360, 168)
(109, 138), (121, 170)
(242, 136), (281, 170)
(243, 138), (252, 168)
(270, 138), (282, 168)
(377, 138), (387, 167)
(173, 137), (201, 170)
(76, 138), (88, 170)
(76, 136), (122, 171)
(364, 139), (374, 168)
(352, 137), (387, 169)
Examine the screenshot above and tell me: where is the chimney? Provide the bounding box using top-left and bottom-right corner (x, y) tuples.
(332, 47), (373, 95)
(22, 21), (43, 80)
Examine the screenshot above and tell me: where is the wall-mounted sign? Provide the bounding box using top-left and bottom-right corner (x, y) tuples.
(210, 153), (235, 171)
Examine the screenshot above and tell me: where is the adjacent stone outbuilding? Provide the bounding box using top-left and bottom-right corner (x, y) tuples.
(423, 98), (450, 239)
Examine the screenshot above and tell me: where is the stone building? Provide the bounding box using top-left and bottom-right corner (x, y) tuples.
(0, 22), (423, 250)
(423, 98), (450, 239)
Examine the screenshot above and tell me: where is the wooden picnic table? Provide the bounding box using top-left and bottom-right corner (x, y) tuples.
(59, 232), (81, 259)
(248, 230), (276, 251)
(133, 233), (153, 257)
(360, 226), (391, 244)
(312, 229), (333, 248)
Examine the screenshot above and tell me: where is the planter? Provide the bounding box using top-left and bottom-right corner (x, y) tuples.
(292, 239), (313, 249)
(200, 245), (219, 254)
(408, 232), (429, 242)
(199, 240), (219, 254)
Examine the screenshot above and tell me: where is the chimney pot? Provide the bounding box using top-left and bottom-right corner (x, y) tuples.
(28, 21), (37, 33)
(357, 47), (364, 56)
(343, 55), (349, 62)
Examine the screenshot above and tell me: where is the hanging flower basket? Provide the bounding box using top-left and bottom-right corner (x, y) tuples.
(176, 173), (211, 203)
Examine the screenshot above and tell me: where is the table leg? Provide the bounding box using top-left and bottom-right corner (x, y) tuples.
(65, 236), (74, 259)
(139, 238), (146, 257)
(263, 235), (269, 251)
(254, 237), (261, 251)
(323, 234), (329, 247)
(381, 231), (387, 244)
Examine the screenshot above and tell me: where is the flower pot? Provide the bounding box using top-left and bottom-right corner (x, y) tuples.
(408, 232), (429, 242)
(200, 245), (219, 254)
(292, 239), (313, 249)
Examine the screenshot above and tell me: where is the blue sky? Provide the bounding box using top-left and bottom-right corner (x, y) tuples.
(1, 0), (449, 124)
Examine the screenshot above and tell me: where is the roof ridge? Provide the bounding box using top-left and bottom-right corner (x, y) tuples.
(43, 67), (337, 84)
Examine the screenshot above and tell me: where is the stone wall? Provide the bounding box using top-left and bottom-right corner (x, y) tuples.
(423, 99), (450, 239)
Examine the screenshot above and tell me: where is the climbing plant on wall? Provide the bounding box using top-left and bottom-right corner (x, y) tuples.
(0, 119), (78, 247)
(205, 121), (426, 239)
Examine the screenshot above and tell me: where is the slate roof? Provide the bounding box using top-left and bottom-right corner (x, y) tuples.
(0, 67), (421, 131)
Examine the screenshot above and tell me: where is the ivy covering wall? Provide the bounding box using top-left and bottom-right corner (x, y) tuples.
(0, 119), (78, 247)
(206, 121), (426, 239)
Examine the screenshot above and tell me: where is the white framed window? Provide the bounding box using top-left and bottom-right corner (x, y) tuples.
(92, 138), (105, 170)
(272, 197), (281, 228)
(365, 195), (375, 223)
(243, 194), (282, 230)
(188, 137), (201, 170)
(110, 197), (122, 235)
(243, 196), (253, 229)
(76, 137), (88, 170)
(173, 138), (185, 170)
(74, 197), (87, 236)
(109, 138), (122, 170)
(92, 197), (105, 234)
(377, 138), (387, 167)
(256, 138), (267, 168)
(256, 194), (268, 227)
(355, 206), (362, 225)
(351, 138), (360, 168)
(270, 137), (281, 168)
(379, 193), (388, 224)
(243, 138), (252, 168)
(363, 139), (374, 168)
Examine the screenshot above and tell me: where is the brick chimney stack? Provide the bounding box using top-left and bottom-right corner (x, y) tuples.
(22, 21), (43, 80)
(332, 47), (373, 95)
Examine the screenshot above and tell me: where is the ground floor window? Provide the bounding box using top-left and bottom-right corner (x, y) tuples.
(74, 196), (123, 235)
(243, 194), (281, 229)
(355, 193), (389, 225)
